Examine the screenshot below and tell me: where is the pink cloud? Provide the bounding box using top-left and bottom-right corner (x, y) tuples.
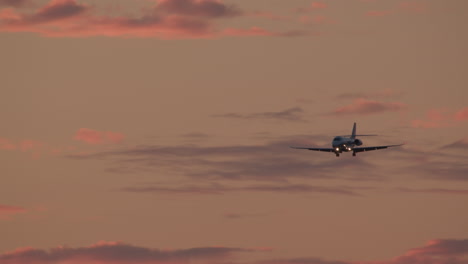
(412, 109), (449, 128)
(294, 1), (328, 14)
(310, 2), (327, 9)
(0, 5), (214, 38)
(399, 1), (428, 13)
(1, 0), (304, 39)
(330, 98), (407, 116)
(0, 0), (309, 39)
(74, 128), (125, 145)
(455, 107), (468, 121)
(0, 137), (16, 150)
(20, 139), (44, 151)
(1, 239), (467, 264)
(0, 204), (26, 220)
(412, 107), (468, 128)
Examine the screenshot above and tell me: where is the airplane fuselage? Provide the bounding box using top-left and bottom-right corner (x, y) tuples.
(332, 136), (363, 155)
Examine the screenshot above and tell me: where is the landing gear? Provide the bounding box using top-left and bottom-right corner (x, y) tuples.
(352, 152), (356, 157)
(335, 153), (340, 157)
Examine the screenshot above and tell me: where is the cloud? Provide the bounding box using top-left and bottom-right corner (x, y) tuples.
(155, 0), (241, 18)
(0, 138), (45, 152)
(0, 0), (214, 38)
(214, 107), (306, 121)
(455, 107), (468, 121)
(32, 0), (87, 23)
(2, 239), (467, 264)
(0, 241), (254, 263)
(335, 89), (403, 100)
(310, 2), (328, 9)
(295, 1), (328, 13)
(329, 99), (406, 116)
(412, 107), (468, 128)
(67, 136), (380, 183)
(74, 128), (125, 145)
(222, 27), (309, 37)
(0, 137), (16, 150)
(397, 187), (468, 195)
(0, 204), (26, 220)
(405, 239), (468, 257)
(412, 109), (450, 128)
(262, 239), (468, 264)
(0, 0), (88, 24)
(441, 137), (468, 151)
(404, 159), (468, 181)
(262, 258), (347, 264)
(0, 0), (27, 7)
(399, 1), (428, 14)
(121, 183), (362, 196)
(0, 0), (306, 39)
(19, 139), (44, 151)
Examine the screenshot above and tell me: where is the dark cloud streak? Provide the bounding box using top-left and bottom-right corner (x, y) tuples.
(121, 183), (362, 196)
(0, 0), (27, 7)
(214, 107), (306, 122)
(0, 242), (253, 263)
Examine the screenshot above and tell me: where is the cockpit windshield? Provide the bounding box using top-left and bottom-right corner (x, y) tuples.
(333, 136), (342, 141)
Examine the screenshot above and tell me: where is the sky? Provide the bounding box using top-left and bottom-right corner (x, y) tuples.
(1, 0), (468, 263)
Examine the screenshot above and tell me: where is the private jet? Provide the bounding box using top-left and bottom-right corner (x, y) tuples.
(291, 123), (403, 157)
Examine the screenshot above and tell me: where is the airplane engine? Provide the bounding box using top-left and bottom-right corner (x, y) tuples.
(354, 139), (363, 146)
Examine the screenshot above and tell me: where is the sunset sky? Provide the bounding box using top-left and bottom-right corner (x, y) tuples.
(1, 0), (468, 263)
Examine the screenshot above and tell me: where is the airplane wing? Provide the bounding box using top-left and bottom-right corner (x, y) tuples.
(353, 144), (403, 153)
(290, 146), (334, 152)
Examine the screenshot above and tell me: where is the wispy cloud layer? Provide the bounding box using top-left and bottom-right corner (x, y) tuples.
(74, 128), (125, 145)
(0, 0), (27, 7)
(0, 204), (26, 220)
(0, 0), (307, 38)
(398, 187), (468, 195)
(329, 99), (406, 116)
(412, 107), (468, 128)
(0, 137), (16, 150)
(214, 107), (306, 121)
(0, 241), (255, 263)
(156, 0), (241, 18)
(1, 239), (467, 264)
(455, 107), (468, 121)
(121, 183), (362, 196)
(68, 137), (380, 183)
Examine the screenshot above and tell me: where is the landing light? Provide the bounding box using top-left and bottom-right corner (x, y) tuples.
(335, 148), (339, 151)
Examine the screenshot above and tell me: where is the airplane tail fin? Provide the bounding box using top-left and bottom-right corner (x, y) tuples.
(344, 123), (377, 138)
(351, 122), (357, 139)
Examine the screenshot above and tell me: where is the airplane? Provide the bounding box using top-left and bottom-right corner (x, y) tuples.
(290, 123), (403, 157)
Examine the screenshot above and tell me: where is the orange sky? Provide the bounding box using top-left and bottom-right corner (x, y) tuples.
(1, 0), (468, 263)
